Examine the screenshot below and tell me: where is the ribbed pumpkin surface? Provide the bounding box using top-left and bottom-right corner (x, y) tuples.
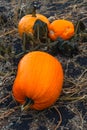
(12, 51), (63, 110)
(48, 19), (74, 40)
(18, 14), (50, 37)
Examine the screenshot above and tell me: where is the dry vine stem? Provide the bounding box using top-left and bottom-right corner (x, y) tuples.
(77, 69), (87, 81)
(67, 106), (84, 130)
(0, 29), (17, 38)
(0, 94), (11, 104)
(0, 106), (20, 120)
(0, 55), (5, 60)
(53, 106), (62, 130)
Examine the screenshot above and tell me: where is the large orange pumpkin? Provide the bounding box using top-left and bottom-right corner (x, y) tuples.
(18, 14), (50, 37)
(48, 19), (75, 40)
(12, 51), (64, 110)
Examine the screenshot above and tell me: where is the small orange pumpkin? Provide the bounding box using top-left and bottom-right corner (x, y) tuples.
(48, 19), (75, 40)
(18, 14), (50, 37)
(12, 51), (64, 110)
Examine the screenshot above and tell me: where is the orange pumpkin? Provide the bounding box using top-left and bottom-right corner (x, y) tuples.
(48, 19), (75, 40)
(12, 51), (64, 110)
(18, 14), (50, 37)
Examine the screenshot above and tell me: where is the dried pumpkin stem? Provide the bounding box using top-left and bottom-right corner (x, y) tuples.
(21, 97), (34, 111)
(32, 6), (36, 17)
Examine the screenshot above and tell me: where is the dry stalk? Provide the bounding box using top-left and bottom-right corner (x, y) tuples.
(77, 69), (87, 81)
(0, 71), (6, 76)
(0, 106), (20, 120)
(0, 55), (5, 60)
(53, 106), (62, 130)
(0, 94), (11, 104)
(60, 95), (86, 103)
(67, 106), (84, 130)
(0, 29), (17, 38)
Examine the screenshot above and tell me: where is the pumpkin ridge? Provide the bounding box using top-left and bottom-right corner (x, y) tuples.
(30, 57), (63, 109)
(12, 51), (64, 110)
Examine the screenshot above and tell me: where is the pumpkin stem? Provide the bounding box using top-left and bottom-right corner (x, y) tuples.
(21, 97), (34, 111)
(32, 5), (37, 17)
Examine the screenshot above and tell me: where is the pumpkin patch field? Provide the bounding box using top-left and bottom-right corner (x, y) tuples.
(0, 0), (87, 130)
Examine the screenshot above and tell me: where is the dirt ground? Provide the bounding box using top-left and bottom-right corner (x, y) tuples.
(0, 0), (87, 130)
